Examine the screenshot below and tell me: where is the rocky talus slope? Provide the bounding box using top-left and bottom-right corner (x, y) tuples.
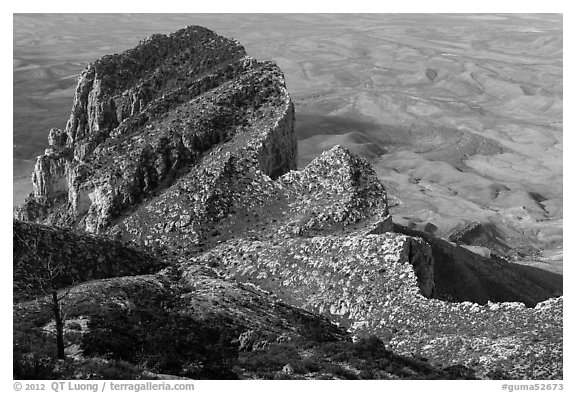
(14, 25), (561, 380)
(12, 220), (472, 380)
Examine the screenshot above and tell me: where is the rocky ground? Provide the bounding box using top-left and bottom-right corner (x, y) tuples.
(13, 22), (562, 381)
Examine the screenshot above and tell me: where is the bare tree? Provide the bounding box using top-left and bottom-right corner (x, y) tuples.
(43, 258), (72, 360)
(15, 233), (72, 360)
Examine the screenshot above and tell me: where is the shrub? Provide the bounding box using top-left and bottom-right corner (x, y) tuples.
(486, 368), (512, 380)
(353, 335), (389, 358)
(358, 369), (374, 379)
(239, 343), (299, 373)
(300, 358), (321, 373)
(322, 363), (357, 379)
(67, 322), (82, 331)
(81, 302), (239, 379)
(74, 359), (142, 380)
(13, 352), (56, 380)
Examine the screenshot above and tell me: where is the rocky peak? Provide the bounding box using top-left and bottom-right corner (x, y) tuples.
(64, 25), (247, 148)
(15, 26), (296, 233)
(302, 144), (371, 176)
(280, 145), (390, 234)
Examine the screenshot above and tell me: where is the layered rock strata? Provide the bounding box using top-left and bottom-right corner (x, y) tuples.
(15, 26), (297, 234)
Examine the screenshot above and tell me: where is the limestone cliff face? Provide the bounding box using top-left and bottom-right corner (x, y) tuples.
(255, 100), (297, 179)
(31, 148), (71, 199)
(15, 27), (297, 233)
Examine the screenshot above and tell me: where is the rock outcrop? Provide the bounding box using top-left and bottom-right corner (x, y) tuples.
(15, 26), (297, 234)
(109, 145), (392, 253)
(395, 223), (562, 306)
(188, 233), (435, 324)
